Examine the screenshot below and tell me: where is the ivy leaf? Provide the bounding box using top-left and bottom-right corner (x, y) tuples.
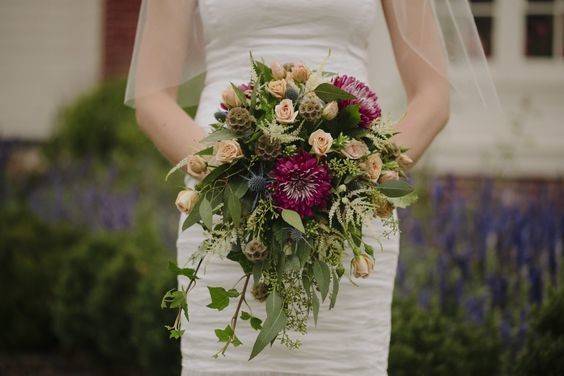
(250, 317), (263, 330)
(281, 209), (305, 233)
(201, 128), (238, 143)
(168, 328), (185, 339)
(376, 180), (414, 198)
(215, 325), (242, 346)
(314, 82), (355, 102)
(313, 260), (331, 302)
(240, 311), (252, 320)
(206, 286), (239, 311)
(199, 197), (213, 231)
(168, 261), (198, 281)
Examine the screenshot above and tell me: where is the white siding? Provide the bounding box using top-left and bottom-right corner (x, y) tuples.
(0, 0), (102, 139)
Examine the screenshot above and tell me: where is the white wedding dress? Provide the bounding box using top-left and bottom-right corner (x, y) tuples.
(176, 1), (400, 375)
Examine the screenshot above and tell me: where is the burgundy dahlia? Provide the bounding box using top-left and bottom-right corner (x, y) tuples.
(269, 151), (332, 218)
(331, 75), (381, 128)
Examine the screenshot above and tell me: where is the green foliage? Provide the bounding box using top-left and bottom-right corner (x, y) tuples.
(515, 288), (564, 375)
(389, 299), (502, 376)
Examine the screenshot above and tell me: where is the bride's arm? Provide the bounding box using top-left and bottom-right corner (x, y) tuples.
(132, 0), (205, 165)
(381, 0), (450, 166)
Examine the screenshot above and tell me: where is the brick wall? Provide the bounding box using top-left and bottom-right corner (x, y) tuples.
(102, 0), (141, 79)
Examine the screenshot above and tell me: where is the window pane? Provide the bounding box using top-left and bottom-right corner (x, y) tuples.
(475, 17), (493, 56)
(526, 15), (554, 56)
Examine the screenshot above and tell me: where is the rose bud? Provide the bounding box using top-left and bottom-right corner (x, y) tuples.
(398, 153), (414, 170)
(185, 155), (208, 180)
(322, 101), (339, 120)
(379, 170), (400, 183)
(352, 254), (375, 278)
(221, 86), (242, 109)
(214, 139), (244, 164)
(308, 129), (333, 156)
(270, 61), (286, 80)
(175, 189), (199, 214)
(291, 62), (310, 83)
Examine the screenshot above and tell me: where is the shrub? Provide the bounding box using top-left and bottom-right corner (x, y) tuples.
(389, 299), (502, 376)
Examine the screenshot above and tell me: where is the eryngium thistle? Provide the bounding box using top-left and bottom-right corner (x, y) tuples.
(248, 174), (269, 192)
(255, 134), (282, 161)
(226, 107), (255, 132)
(298, 93), (323, 122)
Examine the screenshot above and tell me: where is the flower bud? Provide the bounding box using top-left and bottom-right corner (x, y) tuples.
(352, 254), (374, 279)
(175, 189), (199, 214)
(221, 86), (242, 108)
(185, 155), (208, 180)
(270, 61), (286, 80)
(322, 101), (339, 120)
(379, 170), (400, 183)
(398, 153), (414, 170)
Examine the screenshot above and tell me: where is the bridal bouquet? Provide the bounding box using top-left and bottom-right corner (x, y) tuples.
(163, 54), (416, 359)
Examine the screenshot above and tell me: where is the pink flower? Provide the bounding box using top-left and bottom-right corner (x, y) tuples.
(331, 75), (381, 128)
(269, 151), (332, 217)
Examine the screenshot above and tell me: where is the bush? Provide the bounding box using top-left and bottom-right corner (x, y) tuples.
(0, 204), (82, 351)
(515, 287), (564, 375)
(389, 299), (502, 376)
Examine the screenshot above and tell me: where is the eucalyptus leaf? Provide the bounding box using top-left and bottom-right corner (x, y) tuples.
(198, 163), (231, 188)
(199, 197), (213, 231)
(196, 146), (214, 156)
(225, 186), (241, 226)
(201, 128), (238, 143)
(312, 290), (320, 326)
(314, 82), (355, 102)
(182, 198), (202, 230)
(329, 268), (340, 310)
(231, 83), (248, 105)
(376, 179), (414, 198)
(313, 260), (331, 302)
(249, 291), (287, 360)
(281, 209), (305, 233)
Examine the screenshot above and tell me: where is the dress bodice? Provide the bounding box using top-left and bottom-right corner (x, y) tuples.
(194, 0), (379, 128)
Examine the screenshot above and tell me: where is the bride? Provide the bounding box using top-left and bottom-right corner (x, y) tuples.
(125, 1), (496, 375)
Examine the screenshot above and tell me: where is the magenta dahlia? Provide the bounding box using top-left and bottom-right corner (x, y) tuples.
(331, 75), (381, 128)
(269, 151), (332, 218)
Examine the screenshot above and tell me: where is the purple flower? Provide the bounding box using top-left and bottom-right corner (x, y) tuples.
(331, 75), (381, 128)
(269, 151), (332, 218)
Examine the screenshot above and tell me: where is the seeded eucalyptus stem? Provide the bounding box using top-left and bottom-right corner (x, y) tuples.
(220, 273), (251, 355)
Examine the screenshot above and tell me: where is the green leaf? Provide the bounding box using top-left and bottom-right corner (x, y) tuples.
(196, 146), (214, 156)
(314, 82), (355, 102)
(313, 260), (331, 302)
(206, 286), (239, 311)
(252, 261), (264, 287)
(229, 177), (249, 198)
(182, 198), (201, 230)
(168, 261), (198, 280)
(169, 329), (185, 339)
(296, 241), (311, 266)
(231, 83), (248, 106)
(240, 311), (252, 320)
(198, 163), (231, 188)
(227, 247), (254, 274)
(329, 268), (340, 310)
(312, 290), (320, 326)
(225, 186), (242, 226)
(376, 179), (414, 198)
(284, 255), (301, 272)
(249, 291), (287, 360)
(199, 197), (213, 231)
(201, 128), (238, 143)
(281, 209), (305, 233)
(214, 325), (242, 346)
(388, 191), (419, 208)
(250, 317), (263, 330)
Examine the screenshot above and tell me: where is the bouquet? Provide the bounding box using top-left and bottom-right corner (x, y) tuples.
(163, 54), (416, 359)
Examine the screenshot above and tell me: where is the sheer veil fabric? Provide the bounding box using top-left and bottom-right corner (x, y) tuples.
(125, 0), (501, 118)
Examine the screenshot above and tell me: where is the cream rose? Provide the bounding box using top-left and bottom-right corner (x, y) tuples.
(267, 79), (287, 99)
(359, 153), (383, 182)
(352, 255), (375, 279)
(185, 155), (208, 180)
(322, 101), (339, 120)
(221, 86), (242, 108)
(379, 170), (399, 183)
(341, 140), (369, 159)
(270, 61), (286, 80)
(175, 189), (199, 214)
(308, 129), (333, 156)
(214, 139), (243, 164)
(291, 62), (310, 83)
(275, 99), (298, 124)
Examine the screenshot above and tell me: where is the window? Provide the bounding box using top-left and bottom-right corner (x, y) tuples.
(470, 0), (495, 57)
(525, 0), (564, 58)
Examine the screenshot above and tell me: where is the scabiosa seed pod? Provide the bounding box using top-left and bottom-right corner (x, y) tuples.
(285, 86), (299, 101)
(299, 92), (324, 122)
(283, 63), (294, 72)
(255, 134), (282, 161)
(243, 239), (268, 262)
(251, 283), (269, 302)
(214, 110), (227, 122)
(226, 107), (255, 133)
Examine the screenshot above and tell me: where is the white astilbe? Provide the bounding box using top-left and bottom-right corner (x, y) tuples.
(189, 227), (238, 264)
(329, 188), (376, 229)
(259, 118), (303, 144)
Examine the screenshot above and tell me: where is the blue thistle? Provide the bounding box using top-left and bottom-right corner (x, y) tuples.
(248, 174), (269, 192)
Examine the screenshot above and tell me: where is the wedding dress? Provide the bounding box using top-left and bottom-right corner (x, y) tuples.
(176, 1), (400, 375)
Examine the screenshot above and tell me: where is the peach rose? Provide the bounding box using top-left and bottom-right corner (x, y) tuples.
(308, 129), (333, 156)
(352, 254), (375, 278)
(359, 153), (383, 182)
(221, 86), (242, 108)
(267, 79), (287, 99)
(322, 101), (339, 120)
(398, 153), (414, 170)
(185, 155), (208, 180)
(291, 62), (310, 83)
(341, 140), (369, 159)
(175, 189), (199, 214)
(275, 99), (298, 124)
(379, 170), (399, 183)
(214, 139), (243, 164)
(270, 61), (286, 80)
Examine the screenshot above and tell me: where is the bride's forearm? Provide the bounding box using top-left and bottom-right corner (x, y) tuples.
(135, 93), (206, 165)
(391, 88), (449, 166)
